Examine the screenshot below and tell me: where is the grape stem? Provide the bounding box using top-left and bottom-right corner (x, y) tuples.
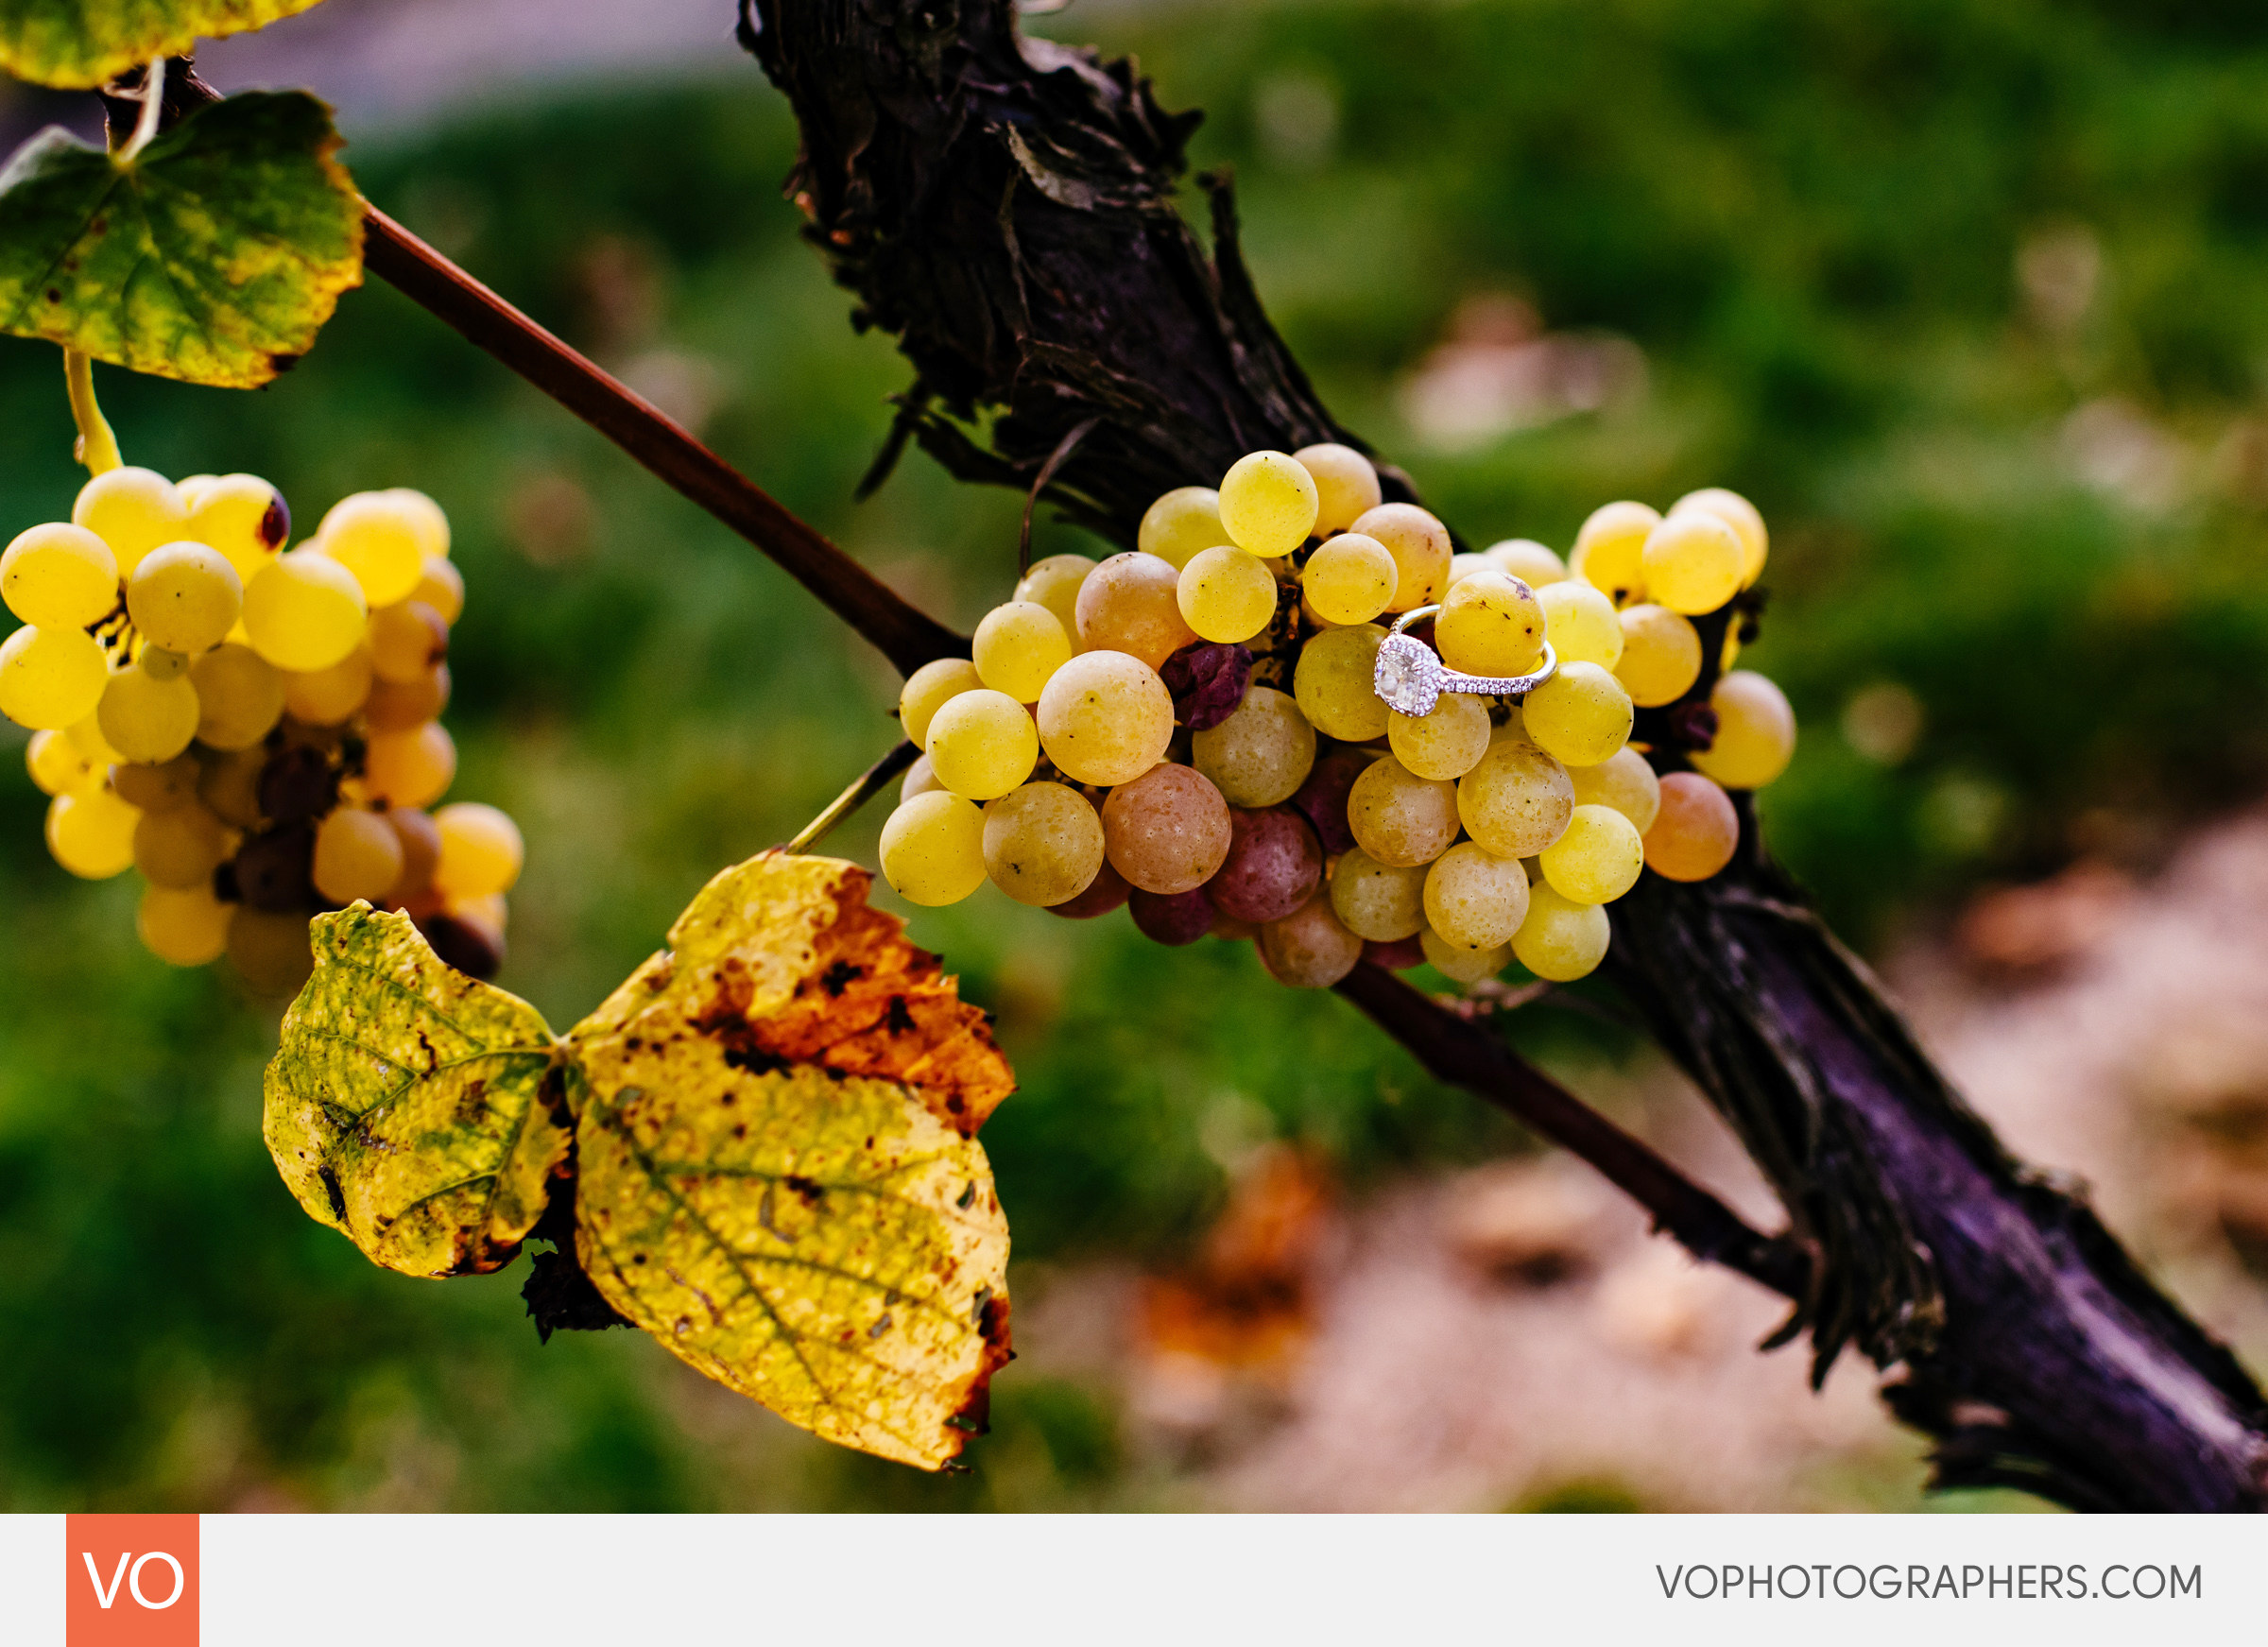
(63, 350), (123, 474)
(117, 58), (165, 163)
(784, 739), (919, 855)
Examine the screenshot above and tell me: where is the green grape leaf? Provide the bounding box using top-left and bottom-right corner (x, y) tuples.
(0, 0), (332, 91)
(566, 852), (1014, 1469)
(263, 902), (569, 1278)
(0, 90), (363, 387)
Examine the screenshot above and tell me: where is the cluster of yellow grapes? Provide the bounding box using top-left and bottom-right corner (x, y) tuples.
(875, 441), (1794, 990)
(4, 466), (523, 989)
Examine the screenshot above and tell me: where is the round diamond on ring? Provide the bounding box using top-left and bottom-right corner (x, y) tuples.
(1371, 605), (1557, 717)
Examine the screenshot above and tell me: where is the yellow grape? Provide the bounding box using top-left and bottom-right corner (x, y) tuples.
(900, 751), (943, 805)
(186, 473), (290, 581)
(1456, 738), (1573, 859)
(128, 540), (242, 654)
(1013, 554), (1096, 647)
(1100, 763), (1230, 893)
(444, 891), (507, 944)
(112, 754), (200, 812)
(1347, 754), (1460, 867)
(45, 786), (140, 878)
(242, 552), (369, 672)
(1538, 802), (1644, 903)
(73, 467), (188, 577)
(364, 721), (456, 808)
(1177, 544), (1279, 643)
(134, 802), (232, 888)
(3, 522), (117, 627)
(379, 489), (452, 560)
(138, 883), (232, 966)
(1569, 746), (1661, 834)
(972, 599), (1074, 702)
(1614, 604), (1702, 707)
(96, 664), (199, 763)
(432, 802), (524, 899)
(1036, 650), (1175, 786)
(1291, 623), (1388, 741)
(1076, 551), (1197, 669)
(366, 663), (450, 732)
(1329, 846), (1427, 941)
(1511, 882), (1611, 982)
(188, 643), (284, 750)
(315, 806), (408, 904)
(197, 746), (266, 828)
(369, 601), (449, 684)
(1537, 579), (1622, 670)
(1260, 891), (1365, 987)
(1435, 568), (1545, 678)
(1641, 509), (1744, 615)
(1423, 841), (1530, 951)
(1642, 772), (1740, 882)
(1291, 442), (1383, 536)
(1522, 661), (1633, 768)
(1349, 503), (1452, 611)
(411, 554), (464, 625)
(0, 625), (109, 729)
(982, 781), (1106, 906)
(284, 645), (374, 726)
(898, 657), (981, 749)
(1218, 450), (1319, 558)
(1386, 690), (1491, 781)
(1570, 500), (1658, 607)
(1445, 552), (1496, 588)
(1485, 539), (1567, 587)
(1137, 487), (1228, 572)
(926, 687), (1039, 799)
(1672, 487), (1768, 586)
(1420, 925), (1509, 985)
(1690, 670), (1796, 790)
(880, 790), (987, 906)
(318, 491), (426, 606)
(384, 807), (442, 904)
(65, 712), (120, 764)
(1191, 683), (1315, 807)
(227, 907), (315, 995)
(26, 729), (101, 796)
(1301, 532), (1397, 625)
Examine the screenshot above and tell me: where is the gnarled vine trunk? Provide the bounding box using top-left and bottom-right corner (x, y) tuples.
(739, 0), (2268, 1509)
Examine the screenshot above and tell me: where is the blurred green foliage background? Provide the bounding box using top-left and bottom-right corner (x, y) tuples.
(5, 0), (2268, 1510)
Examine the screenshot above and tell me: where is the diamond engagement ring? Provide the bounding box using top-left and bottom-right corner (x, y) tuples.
(1371, 605), (1557, 717)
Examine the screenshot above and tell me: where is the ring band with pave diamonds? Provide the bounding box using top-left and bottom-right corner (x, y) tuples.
(1371, 605), (1557, 718)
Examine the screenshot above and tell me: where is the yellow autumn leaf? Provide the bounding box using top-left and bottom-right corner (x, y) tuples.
(263, 903), (568, 1278)
(567, 851), (1014, 1469)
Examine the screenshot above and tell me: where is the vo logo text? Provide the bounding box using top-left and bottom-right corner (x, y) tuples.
(65, 1515), (198, 1646)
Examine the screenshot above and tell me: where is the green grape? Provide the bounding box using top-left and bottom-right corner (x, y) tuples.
(925, 688), (1039, 799)
(186, 472), (289, 582)
(1386, 691), (1491, 781)
(1538, 803), (1644, 904)
(1641, 510), (1744, 615)
(318, 490), (426, 606)
(1137, 487), (1227, 572)
(96, 663), (199, 763)
(1537, 579), (1623, 670)
(1642, 772), (1739, 883)
(1301, 532), (1397, 626)
(1436, 568), (1545, 678)
(972, 599), (1074, 703)
(1292, 623), (1388, 742)
(1075, 551), (1197, 669)
(227, 906), (315, 995)
(45, 786), (140, 878)
(283, 645), (373, 727)
(315, 806), (408, 904)
(880, 790), (987, 906)
(366, 663), (450, 732)
(72, 467), (188, 578)
(1613, 605), (1702, 708)
(127, 540), (242, 654)
(1672, 487), (1768, 587)
(242, 551), (369, 672)
(3, 523), (117, 627)
(1456, 738), (1573, 859)
(1191, 683), (1315, 807)
(900, 750), (942, 805)
(1690, 670), (1796, 790)
(134, 801), (232, 888)
(1291, 442), (1382, 536)
(1036, 650), (1175, 786)
(1511, 882), (1611, 982)
(1347, 754), (1460, 867)
(1218, 450), (1319, 558)
(138, 883), (232, 967)
(0, 625), (109, 729)
(1177, 544), (1278, 643)
(1420, 925), (1509, 985)
(112, 753), (200, 812)
(411, 554), (465, 625)
(1485, 539), (1567, 588)
(433, 802), (524, 899)
(378, 488), (452, 561)
(1260, 889), (1366, 987)
(26, 729), (102, 797)
(364, 721), (456, 809)
(899, 657), (981, 749)
(983, 781), (1106, 906)
(369, 600), (449, 684)
(1349, 503), (1452, 611)
(1569, 746), (1660, 834)
(1423, 841), (1530, 951)
(1522, 661), (1633, 768)
(1101, 762), (1230, 893)
(1014, 555), (1096, 648)
(1329, 846), (1427, 941)
(1569, 500), (1658, 607)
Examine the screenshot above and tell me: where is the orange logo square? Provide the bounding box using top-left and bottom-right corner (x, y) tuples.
(65, 1515), (198, 1646)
